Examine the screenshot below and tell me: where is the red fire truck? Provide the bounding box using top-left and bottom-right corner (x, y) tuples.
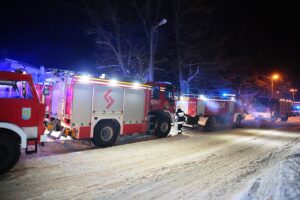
(249, 97), (292, 121)
(177, 94), (244, 131)
(0, 72), (45, 174)
(42, 75), (175, 145)
(0, 71), (175, 173)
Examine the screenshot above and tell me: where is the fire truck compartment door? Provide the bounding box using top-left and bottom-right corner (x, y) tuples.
(71, 83), (93, 127)
(197, 100), (205, 115)
(51, 81), (67, 118)
(93, 85), (124, 114)
(228, 101), (235, 114)
(123, 88), (145, 124)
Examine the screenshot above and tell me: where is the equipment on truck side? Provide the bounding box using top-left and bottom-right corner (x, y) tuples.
(249, 97), (292, 121)
(177, 94), (244, 131)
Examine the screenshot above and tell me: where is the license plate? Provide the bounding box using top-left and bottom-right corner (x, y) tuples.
(198, 117), (208, 126)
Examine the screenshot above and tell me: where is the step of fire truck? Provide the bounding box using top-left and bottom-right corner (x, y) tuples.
(26, 138), (38, 154)
(147, 115), (156, 135)
(48, 128), (64, 138)
(47, 127), (72, 142)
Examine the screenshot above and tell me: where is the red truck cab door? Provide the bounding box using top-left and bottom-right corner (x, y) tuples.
(0, 73), (45, 139)
(148, 82), (176, 114)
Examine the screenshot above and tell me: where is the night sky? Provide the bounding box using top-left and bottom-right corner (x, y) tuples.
(213, 0), (300, 84)
(1, 0), (299, 85)
(0, 0), (95, 72)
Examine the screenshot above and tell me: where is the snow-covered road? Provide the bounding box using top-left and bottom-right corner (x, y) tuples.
(1, 117), (300, 200)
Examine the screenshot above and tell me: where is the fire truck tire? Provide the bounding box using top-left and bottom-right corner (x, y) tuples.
(92, 122), (118, 147)
(203, 116), (215, 131)
(234, 115), (242, 128)
(155, 116), (171, 138)
(281, 114), (288, 122)
(271, 111), (278, 122)
(0, 134), (21, 174)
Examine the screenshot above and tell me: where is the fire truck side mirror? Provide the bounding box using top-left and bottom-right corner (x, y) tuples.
(43, 87), (50, 96)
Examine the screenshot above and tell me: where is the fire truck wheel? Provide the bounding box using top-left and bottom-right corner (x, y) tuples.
(281, 114), (288, 122)
(0, 134), (21, 174)
(234, 115), (242, 128)
(92, 122), (118, 147)
(155, 116), (171, 138)
(271, 111), (278, 122)
(203, 116), (215, 131)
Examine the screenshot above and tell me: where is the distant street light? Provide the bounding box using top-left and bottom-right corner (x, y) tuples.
(290, 88), (298, 101)
(149, 18), (167, 82)
(272, 74), (279, 80)
(271, 73), (280, 98)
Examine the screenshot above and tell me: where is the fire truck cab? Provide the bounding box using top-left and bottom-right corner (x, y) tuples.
(0, 71), (45, 174)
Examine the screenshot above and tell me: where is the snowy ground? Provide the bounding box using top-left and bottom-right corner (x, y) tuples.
(1, 117), (300, 200)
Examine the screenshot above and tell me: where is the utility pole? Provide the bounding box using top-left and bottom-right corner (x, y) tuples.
(290, 88), (298, 101)
(149, 18), (167, 82)
(270, 74), (279, 98)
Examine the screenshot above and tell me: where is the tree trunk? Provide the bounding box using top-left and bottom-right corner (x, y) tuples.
(174, 0), (186, 94)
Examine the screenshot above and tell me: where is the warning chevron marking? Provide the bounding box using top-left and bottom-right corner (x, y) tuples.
(103, 89), (114, 109)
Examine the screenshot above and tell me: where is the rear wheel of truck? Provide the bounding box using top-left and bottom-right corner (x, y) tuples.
(155, 116), (171, 138)
(92, 122), (118, 147)
(233, 115), (242, 128)
(281, 114), (289, 122)
(271, 110), (278, 122)
(0, 134), (20, 174)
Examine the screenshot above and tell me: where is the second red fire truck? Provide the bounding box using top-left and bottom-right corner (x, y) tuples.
(177, 94), (244, 131)
(42, 74), (176, 147)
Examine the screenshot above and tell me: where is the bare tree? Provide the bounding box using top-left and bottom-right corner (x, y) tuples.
(133, 0), (166, 81)
(83, 0), (150, 79)
(172, 0), (216, 94)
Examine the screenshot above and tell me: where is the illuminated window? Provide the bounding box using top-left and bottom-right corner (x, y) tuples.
(0, 80), (33, 99)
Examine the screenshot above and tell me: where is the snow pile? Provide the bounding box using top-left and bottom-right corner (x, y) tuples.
(277, 151), (300, 200)
(236, 145), (300, 200)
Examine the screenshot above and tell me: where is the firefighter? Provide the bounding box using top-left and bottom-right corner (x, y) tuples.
(175, 106), (185, 134)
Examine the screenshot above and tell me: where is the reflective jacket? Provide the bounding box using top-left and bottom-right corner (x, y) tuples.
(175, 108), (185, 124)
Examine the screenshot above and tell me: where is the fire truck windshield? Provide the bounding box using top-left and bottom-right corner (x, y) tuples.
(253, 98), (271, 112)
(0, 80), (33, 99)
(151, 86), (160, 99)
(164, 86), (175, 101)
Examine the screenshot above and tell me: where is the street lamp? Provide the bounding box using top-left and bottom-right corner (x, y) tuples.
(271, 73), (279, 98)
(149, 18), (167, 82)
(290, 88), (298, 101)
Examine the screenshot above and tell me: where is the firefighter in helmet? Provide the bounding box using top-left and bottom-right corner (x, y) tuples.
(175, 106), (185, 134)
